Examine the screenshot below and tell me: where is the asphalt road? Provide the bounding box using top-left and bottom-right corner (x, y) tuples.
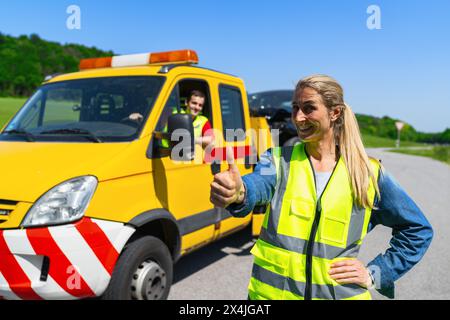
(168, 148), (450, 300)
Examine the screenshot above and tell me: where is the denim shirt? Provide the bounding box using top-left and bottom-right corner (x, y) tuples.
(226, 149), (433, 299)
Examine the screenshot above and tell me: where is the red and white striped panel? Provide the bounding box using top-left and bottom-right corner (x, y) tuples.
(204, 146), (252, 164)
(0, 218), (135, 300)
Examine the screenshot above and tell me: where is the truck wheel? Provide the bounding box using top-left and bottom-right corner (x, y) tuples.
(102, 236), (173, 300)
(283, 136), (300, 147)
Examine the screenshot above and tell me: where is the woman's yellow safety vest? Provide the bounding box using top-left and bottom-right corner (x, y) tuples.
(248, 143), (380, 300)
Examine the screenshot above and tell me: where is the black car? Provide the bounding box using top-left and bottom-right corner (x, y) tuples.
(248, 90), (299, 146)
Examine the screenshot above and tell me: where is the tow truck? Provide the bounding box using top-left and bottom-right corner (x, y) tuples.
(0, 49), (272, 300)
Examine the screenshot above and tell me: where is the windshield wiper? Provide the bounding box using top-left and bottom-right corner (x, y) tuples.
(40, 128), (102, 143)
(2, 129), (36, 142)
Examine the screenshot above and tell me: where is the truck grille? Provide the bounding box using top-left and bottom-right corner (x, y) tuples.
(0, 199), (18, 220)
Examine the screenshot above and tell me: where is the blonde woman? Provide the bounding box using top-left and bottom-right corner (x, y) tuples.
(210, 75), (433, 300)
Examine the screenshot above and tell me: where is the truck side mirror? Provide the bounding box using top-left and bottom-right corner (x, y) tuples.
(167, 113), (195, 161)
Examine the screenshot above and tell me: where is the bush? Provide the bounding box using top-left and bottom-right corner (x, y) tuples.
(433, 146), (450, 163)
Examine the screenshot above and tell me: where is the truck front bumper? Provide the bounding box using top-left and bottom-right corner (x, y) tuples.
(0, 218), (135, 300)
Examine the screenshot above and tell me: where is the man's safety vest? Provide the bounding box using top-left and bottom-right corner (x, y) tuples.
(161, 108), (208, 147)
(248, 143), (380, 300)
(192, 114), (209, 139)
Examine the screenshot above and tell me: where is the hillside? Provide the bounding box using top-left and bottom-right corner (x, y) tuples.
(356, 113), (450, 144)
(0, 32), (114, 97)
(0, 33), (448, 144)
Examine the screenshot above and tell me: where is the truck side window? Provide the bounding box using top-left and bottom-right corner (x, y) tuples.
(150, 79), (213, 158)
(155, 87), (179, 132)
(219, 85), (246, 141)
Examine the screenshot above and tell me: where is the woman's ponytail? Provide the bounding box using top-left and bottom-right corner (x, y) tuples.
(338, 103), (380, 208)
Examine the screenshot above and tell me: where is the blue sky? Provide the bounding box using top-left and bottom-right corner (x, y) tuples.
(1, 0), (449, 132)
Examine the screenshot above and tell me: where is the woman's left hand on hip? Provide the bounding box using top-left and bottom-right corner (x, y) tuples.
(328, 259), (372, 288)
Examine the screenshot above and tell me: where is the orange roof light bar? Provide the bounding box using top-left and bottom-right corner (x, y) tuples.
(79, 49), (199, 70)
(79, 57), (113, 70)
(149, 49), (199, 65)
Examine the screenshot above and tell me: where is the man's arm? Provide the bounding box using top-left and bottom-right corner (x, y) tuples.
(128, 113), (143, 121)
(196, 120), (215, 147)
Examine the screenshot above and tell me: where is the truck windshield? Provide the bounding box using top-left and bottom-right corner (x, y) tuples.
(2, 76), (165, 142)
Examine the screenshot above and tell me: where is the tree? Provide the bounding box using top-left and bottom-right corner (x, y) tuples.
(0, 32), (113, 96)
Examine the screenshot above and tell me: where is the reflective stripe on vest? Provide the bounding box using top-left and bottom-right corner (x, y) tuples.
(249, 143), (380, 300)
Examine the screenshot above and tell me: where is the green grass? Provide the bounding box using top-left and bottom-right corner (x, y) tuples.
(0, 97), (80, 128)
(0, 97), (27, 128)
(361, 133), (426, 148)
(389, 146), (450, 165)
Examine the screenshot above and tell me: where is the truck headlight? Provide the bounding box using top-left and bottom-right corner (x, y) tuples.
(22, 176), (98, 227)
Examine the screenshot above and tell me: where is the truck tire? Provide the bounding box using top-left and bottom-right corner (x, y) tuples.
(283, 136), (300, 147)
(102, 236), (173, 300)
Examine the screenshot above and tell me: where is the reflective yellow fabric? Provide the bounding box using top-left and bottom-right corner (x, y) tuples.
(249, 239), (372, 300)
(249, 143), (380, 300)
(276, 145), (316, 241)
(192, 115), (209, 139)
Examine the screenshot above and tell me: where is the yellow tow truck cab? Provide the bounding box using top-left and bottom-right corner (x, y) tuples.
(0, 50), (271, 300)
